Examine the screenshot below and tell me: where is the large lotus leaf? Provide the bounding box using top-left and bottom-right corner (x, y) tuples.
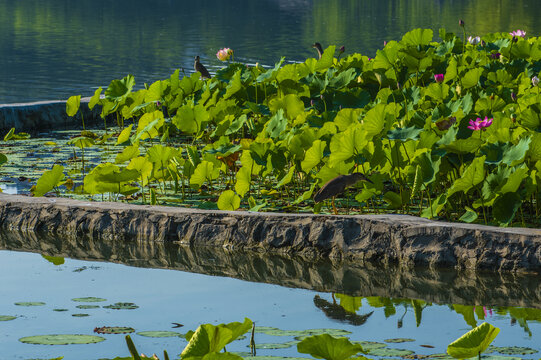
(328, 125), (368, 166)
(105, 74), (135, 102)
(95, 167), (140, 183)
(501, 137), (531, 166)
(499, 164), (528, 194)
(527, 132), (541, 161)
(297, 334), (365, 360)
(217, 190), (241, 211)
(147, 144), (178, 164)
(315, 45), (336, 72)
(66, 95), (81, 117)
(333, 108), (361, 132)
(144, 80), (165, 102)
(117, 124), (134, 145)
(257, 57), (285, 83)
(462, 68), (483, 89)
(135, 110), (164, 140)
(493, 192), (522, 225)
(190, 161), (220, 188)
(0, 315), (17, 321)
(387, 126), (423, 141)
(276, 167), (295, 188)
(174, 104), (208, 135)
(19, 334), (105, 345)
(475, 96), (506, 114)
(518, 107), (540, 130)
(420, 193), (447, 219)
(334, 294), (363, 313)
(268, 94), (304, 120)
(447, 156), (485, 198)
(444, 57), (458, 82)
(181, 324), (233, 359)
(115, 144), (140, 163)
(328, 68), (357, 89)
(374, 41), (400, 69)
(301, 140), (326, 173)
(224, 70), (242, 99)
(412, 151), (440, 185)
(401, 28), (433, 46)
(127, 157), (153, 184)
(447, 322), (500, 359)
(88, 87), (102, 110)
(266, 109), (288, 139)
(223, 318), (253, 342)
(452, 305), (477, 328)
(33, 164), (65, 197)
(67, 136), (95, 149)
(235, 166), (252, 197)
(360, 104), (387, 138)
(459, 207), (479, 223)
(443, 138), (483, 154)
(425, 83), (449, 102)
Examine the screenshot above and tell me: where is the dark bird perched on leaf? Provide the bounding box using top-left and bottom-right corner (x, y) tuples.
(313, 172), (372, 214)
(312, 42), (323, 59)
(194, 56), (211, 79)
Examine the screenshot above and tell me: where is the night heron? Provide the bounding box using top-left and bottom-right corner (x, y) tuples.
(194, 56), (211, 79)
(313, 172), (372, 214)
(312, 42), (323, 59)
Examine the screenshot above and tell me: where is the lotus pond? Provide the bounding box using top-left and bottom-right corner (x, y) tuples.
(0, 233), (540, 360)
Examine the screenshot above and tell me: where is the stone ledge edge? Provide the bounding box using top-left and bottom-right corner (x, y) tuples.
(0, 193), (540, 273)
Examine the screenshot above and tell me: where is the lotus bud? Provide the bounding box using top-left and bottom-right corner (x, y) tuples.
(459, 19), (465, 27)
(511, 92), (517, 101)
(339, 45), (345, 54)
(310, 99), (315, 107)
(532, 76), (539, 87)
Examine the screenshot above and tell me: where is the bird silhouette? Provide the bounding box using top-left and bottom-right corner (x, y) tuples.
(312, 42), (323, 59)
(194, 56), (211, 79)
(313, 172), (372, 214)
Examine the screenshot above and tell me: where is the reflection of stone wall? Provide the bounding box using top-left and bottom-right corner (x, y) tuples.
(1, 194), (540, 273)
(1, 229), (540, 308)
(0, 99), (103, 134)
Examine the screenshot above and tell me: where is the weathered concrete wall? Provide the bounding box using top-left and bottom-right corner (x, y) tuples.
(1, 229), (539, 308)
(0, 194), (540, 273)
(0, 98), (103, 134)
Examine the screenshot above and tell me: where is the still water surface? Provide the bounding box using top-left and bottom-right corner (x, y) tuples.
(1, 247), (540, 360)
(1, 0), (541, 103)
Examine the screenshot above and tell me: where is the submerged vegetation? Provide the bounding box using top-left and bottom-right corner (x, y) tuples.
(5, 26), (541, 226)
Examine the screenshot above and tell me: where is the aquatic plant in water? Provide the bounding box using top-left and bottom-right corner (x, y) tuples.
(22, 26), (541, 226)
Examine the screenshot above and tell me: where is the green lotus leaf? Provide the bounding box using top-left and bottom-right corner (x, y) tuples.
(254, 341), (298, 349)
(103, 302), (138, 310)
(493, 192), (522, 226)
(401, 28), (433, 46)
(224, 69), (242, 99)
(487, 346), (538, 355)
(334, 294), (363, 313)
(71, 297), (107, 302)
(76, 305), (100, 309)
(217, 190), (241, 211)
(137, 331), (184, 338)
(297, 334), (365, 360)
(447, 156), (485, 198)
(71, 313), (89, 317)
(33, 164), (64, 197)
(315, 45), (336, 72)
(117, 124), (134, 145)
(447, 322), (500, 359)
(181, 324), (233, 358)
(235, 166), (252, 197)
(387, 126), (423, 141)
(266, 109), (288, 139)
(66, 95), (81, 117)
(53, 309), (69, 312)
(115, 144), (139, 164)
(15, 302), (46, 306)
(19, 334), (105, 345)
(105, 74), (135, 102)
(0, 315), (17, 321)
(190, 160), (220, 188)
(461, 67), (483, 89)
(41, 255), (65, 265)
(384, 338), (415, 343)
(459, 207), (478, 223)
(89, 87), (102, 110)
(94, 326), (135, 334)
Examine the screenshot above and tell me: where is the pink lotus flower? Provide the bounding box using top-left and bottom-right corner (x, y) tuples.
(532, 75), (539, 87)
(216, 48), (233, 61)
(468, 116), (493, 131)
(434, 74), (444, 83)
(510, 29), (526, 38)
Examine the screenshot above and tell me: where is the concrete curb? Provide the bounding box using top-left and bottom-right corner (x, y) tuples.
(0, 194), (540, 273)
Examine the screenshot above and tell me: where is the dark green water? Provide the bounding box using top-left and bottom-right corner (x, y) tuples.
(1, 0), (541, 103)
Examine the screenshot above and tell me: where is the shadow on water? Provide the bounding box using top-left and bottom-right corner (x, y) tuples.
(1, 229), (540, 309)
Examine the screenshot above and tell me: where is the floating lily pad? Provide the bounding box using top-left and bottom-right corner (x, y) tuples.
(15, 302), (46, 306)
(252, 341), (299, 350)
(76, 305), (100, 309)
(354, 341), (388, 351)
(94, 326), (135, 334)
(0, 315), (17, 321)
(53, 309), (69, 312)
(103, 302), (138, 310)
(136, 331), (184, 338)
(367, 348), (415, 357)
(19, 334), (105, 345)
(403, 355), (435, 359)
(385, 338), (416, 343)
(257, 326), (351, 338)
(71, 297), (106, 302)
(71, 313), (89, 317)
(487, 346), (538, 355)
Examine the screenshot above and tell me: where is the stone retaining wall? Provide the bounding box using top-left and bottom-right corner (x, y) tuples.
(0, 194), (540, 273)
(0, 98), (103, 134)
